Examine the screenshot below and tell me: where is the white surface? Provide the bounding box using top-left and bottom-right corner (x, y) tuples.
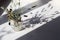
(0, 0), (60, 40)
